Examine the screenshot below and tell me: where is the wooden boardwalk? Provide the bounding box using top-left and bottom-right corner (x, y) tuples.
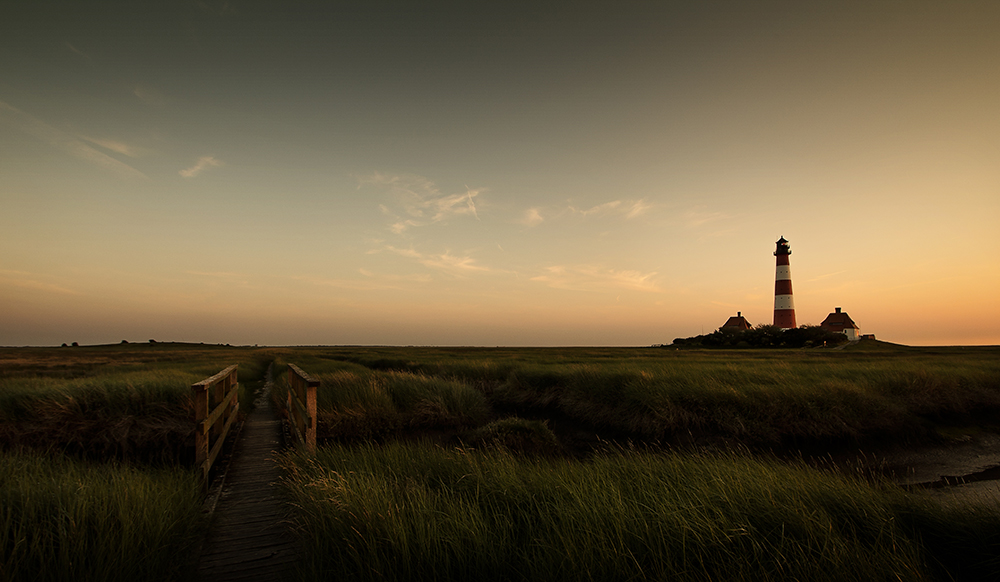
(196, 378), (300, 581)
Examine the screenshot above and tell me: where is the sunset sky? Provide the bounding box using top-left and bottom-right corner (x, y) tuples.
(2, 1), (998, 347)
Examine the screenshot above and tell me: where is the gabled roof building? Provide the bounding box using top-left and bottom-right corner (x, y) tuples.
(821, 307), (860, 341)
(721, 312), (752, 331)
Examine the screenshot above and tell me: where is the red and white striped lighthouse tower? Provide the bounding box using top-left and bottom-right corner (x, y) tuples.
(773, 236), (796, 329)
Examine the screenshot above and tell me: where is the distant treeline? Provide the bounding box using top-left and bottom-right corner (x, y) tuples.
(669, 324), (850, 349)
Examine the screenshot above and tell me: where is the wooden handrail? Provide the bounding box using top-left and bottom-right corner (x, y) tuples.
(287, 363), (319, 454)
(193, 365), (240, 491)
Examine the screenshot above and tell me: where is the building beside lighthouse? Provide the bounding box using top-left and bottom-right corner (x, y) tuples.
(772, 236), (796, 329)
(821, 307), (860, 341)
(690, 237), (870, 346)
(721, 312), (752, 331)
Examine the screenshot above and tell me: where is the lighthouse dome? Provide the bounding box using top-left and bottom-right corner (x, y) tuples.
(774, 236), (791, 256)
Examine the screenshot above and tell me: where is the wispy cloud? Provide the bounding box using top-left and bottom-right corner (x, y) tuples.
(683, 207), (727, 228)
(554, 198), (656, 220)
(380, 245), (494, 275)
(292, 271), (432, 292)
(520, 198), (651, 227)
(64, 42), (92, 64)
(570, 200), (622, 216)
(360, 173), (482, 233)
(0, 270), (79, 295)
(530, 265), (661, 293)
(180, 156), (223, 178)
(390, 220), (421, 235)
(568, 198), (653, 218)
(78, 135), (148, 158)
(0, 101), (147, 179)
(133, 84), (169, 106)
(624, 199), (653, 218)
(519, 207), (545, 226)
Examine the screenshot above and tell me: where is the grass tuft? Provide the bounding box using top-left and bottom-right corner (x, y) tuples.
(0, 449), (205, 582)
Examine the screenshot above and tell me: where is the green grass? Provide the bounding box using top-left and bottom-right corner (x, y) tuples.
(269, 356), (490, 441)
(0, 345), (278, 582)
(0, 347), (273, 463)
(0, 449), (205, 582)
(265, 345), (1000, 449)
(2, 344), (999, 581)
(281, 442), (1000, 581)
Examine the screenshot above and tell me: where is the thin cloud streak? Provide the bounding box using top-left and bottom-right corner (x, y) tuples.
(293, 272), (433, 292)
(381, 245), (494, 275)
(530, 265), (661, 293)
(64, 42), (93, 64)
(683, 207), (728, 228)
(0, 101), (147, 179)
(625, 199), (653, 218)
(565, 198), (653, 220)
(0, 270), (80, 295)
(570, 200), (622, 216)
(78, 135), (148, 158)
(180, 156), (223, 178)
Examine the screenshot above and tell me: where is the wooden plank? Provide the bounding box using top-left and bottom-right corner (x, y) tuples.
(198, 382), (240, 434)
(287, 363), (319, 453)
(193, 364), (239, 388)
(288, 363), (319, 385)
(289, 390), (312, 429)
(289, 416), (306, 451)
(200, 400), (240, 476)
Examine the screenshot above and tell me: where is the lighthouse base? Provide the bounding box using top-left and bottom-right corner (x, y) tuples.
(773, 309), (797, 329)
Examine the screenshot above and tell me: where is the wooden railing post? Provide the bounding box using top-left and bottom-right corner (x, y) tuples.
(192, 364), (240, 491)
(287, 364), (319, 454)
(193, 378), (209, 478)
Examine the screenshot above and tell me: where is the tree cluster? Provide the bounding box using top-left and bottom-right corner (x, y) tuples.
(670, 324), (849, 349)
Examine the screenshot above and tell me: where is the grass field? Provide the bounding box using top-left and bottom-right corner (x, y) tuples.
(268, 343), (1000, 452)
(0, 343), (271, 463)
(0, 342), (272, 581)
(264, 343), (1000, 580)
(2, 341), (999, 581)
(0, 449), (204, 582)
(281, 442), (1000, 582)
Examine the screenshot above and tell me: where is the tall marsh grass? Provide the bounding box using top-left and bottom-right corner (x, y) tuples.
(0, 349), (271, 463)
(270, 357), (489, 441)
(271, 346), (1000, 449)
(491, 353), (1000, 447)
(0, 449), (205, 582)
(282, 442), (1000, 581)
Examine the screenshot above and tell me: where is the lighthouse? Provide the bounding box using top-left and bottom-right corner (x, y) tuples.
(773, 236), (796, 328)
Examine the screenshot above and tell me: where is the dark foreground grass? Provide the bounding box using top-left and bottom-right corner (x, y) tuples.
(0, 449), (205, 582)
(282, 443), (1000, 582)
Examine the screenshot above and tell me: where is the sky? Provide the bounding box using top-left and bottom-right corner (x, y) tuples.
(1, 1), (998, 347)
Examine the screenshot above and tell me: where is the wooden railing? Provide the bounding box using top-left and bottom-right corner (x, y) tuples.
(286, 364), (319, 454)
(192, 365), (240, 490)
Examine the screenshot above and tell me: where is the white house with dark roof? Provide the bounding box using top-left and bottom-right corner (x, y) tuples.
(820, 307), (860, 341)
